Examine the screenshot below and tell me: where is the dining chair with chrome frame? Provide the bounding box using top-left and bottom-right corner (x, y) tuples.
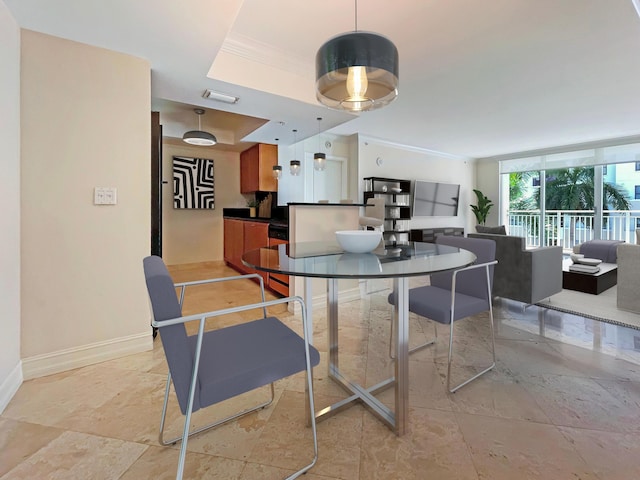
(388, 236), (497, 392)
(143, 255), (320, 480)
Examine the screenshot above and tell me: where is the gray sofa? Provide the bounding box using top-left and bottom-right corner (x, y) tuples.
(469, 233), (563, 304)
(573, 239), (623, 263)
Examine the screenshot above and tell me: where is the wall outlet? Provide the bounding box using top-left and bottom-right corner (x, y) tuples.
(94, 187), (117, 205)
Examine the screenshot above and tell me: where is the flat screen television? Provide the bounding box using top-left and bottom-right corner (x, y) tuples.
(412, 180), (460, 217)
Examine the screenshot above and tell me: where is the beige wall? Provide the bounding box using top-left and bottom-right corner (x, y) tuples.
(20, 30), (152, 376)
(0, 1), (22, 411)
(161, 143), (245, 265)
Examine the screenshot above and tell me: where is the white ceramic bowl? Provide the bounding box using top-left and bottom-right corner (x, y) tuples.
(335, 230), (382, 254)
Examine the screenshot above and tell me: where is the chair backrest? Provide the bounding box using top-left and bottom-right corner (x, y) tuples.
(431, 236), (496, 299)
(143, 255), (199, 414)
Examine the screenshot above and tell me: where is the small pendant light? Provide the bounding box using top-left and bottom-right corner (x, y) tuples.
(315, 0), (399, 112)
(183, 108), (217, 146)
(290, 129), (301, 176)
(272, 138), (283, 179)
(313, 117), (326, 172)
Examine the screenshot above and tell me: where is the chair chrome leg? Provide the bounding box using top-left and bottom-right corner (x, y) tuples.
(388, 308), (437, 359)
(447, 267), (497, 393)
(159, 373), (276, 447)
(286, 365), (318, 479)
(158, 373), (173, 445)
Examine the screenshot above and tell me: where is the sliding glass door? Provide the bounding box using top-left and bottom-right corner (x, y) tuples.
(501, 142), (640, 249)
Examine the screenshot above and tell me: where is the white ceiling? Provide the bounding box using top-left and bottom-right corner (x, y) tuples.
(5, 0), (640, 158)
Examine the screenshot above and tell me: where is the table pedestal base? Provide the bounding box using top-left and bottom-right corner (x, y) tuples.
(311, 278), (409, 436)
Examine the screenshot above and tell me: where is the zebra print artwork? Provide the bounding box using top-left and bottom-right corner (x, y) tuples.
(173, 156), (215, 209)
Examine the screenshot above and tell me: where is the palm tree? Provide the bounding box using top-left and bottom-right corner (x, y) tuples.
(542, 167), (629, 211)
(509, 172), (537, 210)
(509, 167), (630, 245)
(539, 167), (630, 244)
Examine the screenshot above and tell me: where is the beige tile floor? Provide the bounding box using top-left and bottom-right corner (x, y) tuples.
(2, 261), (640, 479)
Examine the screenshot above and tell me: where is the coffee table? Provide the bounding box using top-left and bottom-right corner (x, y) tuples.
(562, 258), (617, 295)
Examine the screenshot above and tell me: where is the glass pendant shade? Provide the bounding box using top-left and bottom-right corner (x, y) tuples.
(183, 108), (217, 146)
(290, 160), (301, 176)
(316, 32), (399, 112)
(314, 152), (326, 171)
(272, 165), (282, 180)
(314, 117), (326, 171)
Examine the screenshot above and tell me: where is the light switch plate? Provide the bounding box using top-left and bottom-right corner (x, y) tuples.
(94, 187), (117, 205)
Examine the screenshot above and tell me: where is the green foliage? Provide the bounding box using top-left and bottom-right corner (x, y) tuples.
(542, 168), (630, 211)
(470, 189), (494, 225)
(246, 198), (259, 208)
(509, 172), (537, 210)
(508, 167), (631, 212)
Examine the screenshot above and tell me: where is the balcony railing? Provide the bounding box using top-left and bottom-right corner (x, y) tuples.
(508, 210), (640, 249)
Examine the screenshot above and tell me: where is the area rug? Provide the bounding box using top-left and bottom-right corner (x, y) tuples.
(535, 286), (640, 331)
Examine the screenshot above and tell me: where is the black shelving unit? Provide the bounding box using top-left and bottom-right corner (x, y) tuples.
(363, 177), (411, 245)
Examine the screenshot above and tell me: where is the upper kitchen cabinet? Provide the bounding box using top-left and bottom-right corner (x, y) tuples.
(240, 143), (278, 193)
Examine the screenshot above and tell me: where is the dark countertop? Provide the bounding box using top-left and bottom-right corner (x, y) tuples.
(223, 215), (273, 223)
(288, 202), (367, 207)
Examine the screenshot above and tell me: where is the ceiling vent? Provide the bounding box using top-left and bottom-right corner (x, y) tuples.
(202, 89), (239, 104)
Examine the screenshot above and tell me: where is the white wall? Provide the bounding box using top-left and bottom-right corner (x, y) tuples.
(20, 31), (152, 378)
(475, 160), (501, 227)
(276, 134), (354, 205)
(0, 1), (22, 413)
(357, 136), (476, 234)
(161, 142), (245, 265)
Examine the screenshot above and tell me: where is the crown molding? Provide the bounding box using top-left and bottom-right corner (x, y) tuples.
(220, 32), (313, 79)
(358, 134), (474, 162)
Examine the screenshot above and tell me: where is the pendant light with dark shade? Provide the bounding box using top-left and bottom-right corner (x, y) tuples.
(313, 117), (326, 172)
(315, 0), (398, 112)
(290, 129), (301, 176)
(272, 138), (283, 179)
(183, 108), (217, 146)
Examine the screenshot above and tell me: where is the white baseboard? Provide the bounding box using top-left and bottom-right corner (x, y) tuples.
(22, 332), (153, 380)
(0, 361), (23, 414)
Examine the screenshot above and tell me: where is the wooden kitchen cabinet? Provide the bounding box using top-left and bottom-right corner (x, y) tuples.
(240, 143), (278, 193)
(224, 218), (270, 285)
(242, 221), (269, 283)
(223, 218), (244, 267)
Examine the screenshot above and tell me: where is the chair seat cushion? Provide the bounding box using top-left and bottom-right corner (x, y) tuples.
(388, 286), (490, 324)
(191, 316), (320, 407)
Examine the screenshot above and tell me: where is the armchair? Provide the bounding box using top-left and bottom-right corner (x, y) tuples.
(143, 255), (320, 480)
(617, 243), (640, 313)
(468, 233), (562, 304)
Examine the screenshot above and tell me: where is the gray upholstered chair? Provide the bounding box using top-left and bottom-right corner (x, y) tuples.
(388, 236), (497, 392)
(143, 255), (319, 480)
(469, 233), (562, 304)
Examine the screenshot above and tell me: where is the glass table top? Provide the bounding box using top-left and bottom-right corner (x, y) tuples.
(242, 241), (477, 279)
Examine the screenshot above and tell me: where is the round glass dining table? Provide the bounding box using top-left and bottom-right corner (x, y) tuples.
(242, 240), (476, 435)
